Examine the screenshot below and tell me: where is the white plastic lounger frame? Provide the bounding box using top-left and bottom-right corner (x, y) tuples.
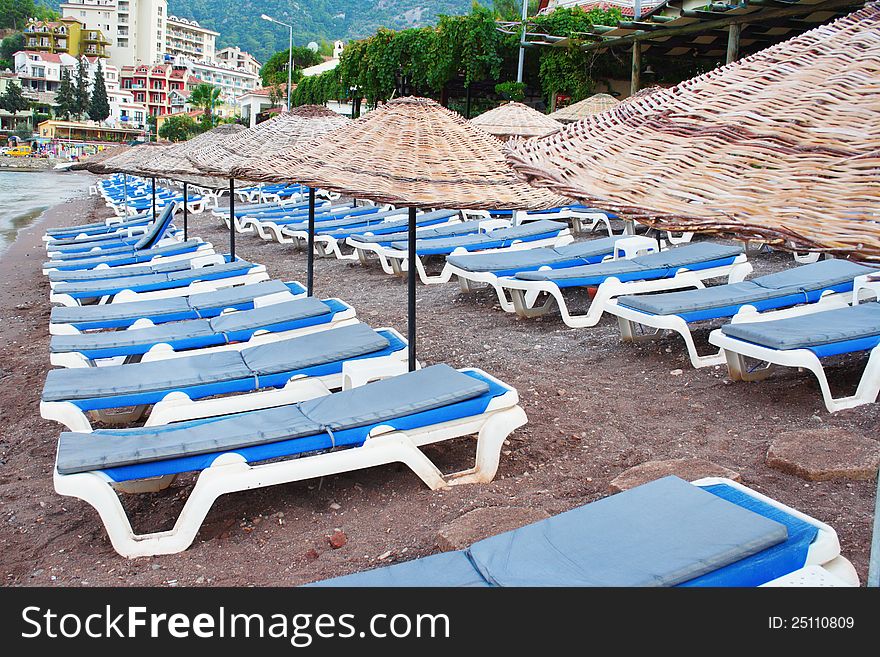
(42, 242), (215, 276)
(515, 208), (616, 237)
(49, 260), (270, 308)
(707, 300), (880, 413)
(49, 296), (358, 368)
(54, 367), (527, 558)
(347, 218), (510, 274)
(692, 477), (859, 586)
(43, 327), (408, 432)
(607, 290), (850, 369)
(376, 228), (575, 285)
(498, 255), (752, 328)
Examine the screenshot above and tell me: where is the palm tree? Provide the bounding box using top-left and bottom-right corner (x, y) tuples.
(187, 83), (221, 128)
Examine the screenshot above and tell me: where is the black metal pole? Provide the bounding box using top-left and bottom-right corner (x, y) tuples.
(229, 178), (235, 260)
(307, 187), (316, 296)
(182, 181), (188, 241)
(408, 206), (417, 371)
(150, 176), (156, 221)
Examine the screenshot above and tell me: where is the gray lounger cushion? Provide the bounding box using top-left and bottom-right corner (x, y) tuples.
(446, 237), (620, 273)
(720, 302), (880, 350)
(47, 256), (198, 283)
(50, 298), (333, 354)
(56, 364), (489, 474)
(467, 475), (788, 586)
(43, 324), (390, 401)
(346, 215), (473, 243)
(516, 242), (742, 281)
(53, 261), (251, 295)
(187, 280), (292, 312)
(390, 219), (568, 251)
(45, 240), (203, 274)
(310, 551), (491, 587)
(617, 259), (879, 316)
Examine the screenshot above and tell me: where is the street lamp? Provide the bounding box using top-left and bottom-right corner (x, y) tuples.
(261, 13), (293, 111)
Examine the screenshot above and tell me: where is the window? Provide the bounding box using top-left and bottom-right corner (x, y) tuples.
(80, 11), (86, 17)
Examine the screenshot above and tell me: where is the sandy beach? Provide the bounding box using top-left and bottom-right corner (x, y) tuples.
(1, 188), (877, 587)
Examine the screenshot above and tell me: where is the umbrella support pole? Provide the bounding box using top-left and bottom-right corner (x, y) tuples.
(151, 176), (156, 221)
(307, 187), (315, 296)
(182, 181), (188, 241)
(408, 206), (417, 371)
(229, 178), (235, 260)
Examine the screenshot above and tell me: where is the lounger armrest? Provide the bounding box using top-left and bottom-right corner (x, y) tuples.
(342, 356), (419, 390)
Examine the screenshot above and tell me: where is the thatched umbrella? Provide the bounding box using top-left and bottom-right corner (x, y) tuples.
(93, 142), (170, 222)
(506, 4), (880, 263)
(189, 106), (351, 294)
(68, 144), (129, 172)
(548, 93), (620, 123)
(237, 96), (569, 369)
(470, 101), (561, 141)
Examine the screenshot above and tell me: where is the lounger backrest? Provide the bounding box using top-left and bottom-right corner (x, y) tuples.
(133, 202), (176, 250)
(209, 297), (332, 334)
(752, 259), (878, 292)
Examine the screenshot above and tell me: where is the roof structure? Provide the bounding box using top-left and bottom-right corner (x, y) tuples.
(190, 106), (350, 179)
(506, 4), (880, 262)
(548, 93), (620, 122)
(236, 96), (570, 210)
(470, 101), (562, 140)
(133, 124), (246, 178)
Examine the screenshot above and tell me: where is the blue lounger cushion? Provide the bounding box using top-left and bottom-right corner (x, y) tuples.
(446, 237), (622, 274)
(282, 208), (405, 231)
(50, 297), (343, 358)
(47, 234), (147, 257)
(514, 243), (742, 286)
(389, 220), (568, 255)
(320, 210), (459, 239)
(46, 242), (208, 278)
(52, 260), (256, 298)
(42, 323), (396, 404)
(313, 477), (796, 587)
(49, 280), (301, 329)
(55, 365), (493, 476)
(719, 301), (880, 356)
(617, 260), (877, 318)
(347, 218), (479, 244)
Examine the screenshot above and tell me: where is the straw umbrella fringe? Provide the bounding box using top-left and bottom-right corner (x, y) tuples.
(547, 93), (620, 123)
(506, 4), (880, 263)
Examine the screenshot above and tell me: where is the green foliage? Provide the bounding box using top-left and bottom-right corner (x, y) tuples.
(88, 59), (110, 122)
(260, 46), (323, 86)
(0, 80), (30, 115)
(291, 70), (343, 107)
(0, 0), (58, 29)
(495, 80), (525, 101)
(187, 83), (221, 125)
(54, 68), (75, 120)
(0, 33), (25, 62)
(158, 114), (199, 141)
(492, 0), (539, 21)
(72, 57), (90, 119)
(13, 122), (32, 140)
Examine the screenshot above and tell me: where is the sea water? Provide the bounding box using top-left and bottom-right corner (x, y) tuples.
(0, 170), (93, 254)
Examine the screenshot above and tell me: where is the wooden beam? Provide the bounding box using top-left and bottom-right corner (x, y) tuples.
(727, 22), (742, 64)
(580, 0), (864, 51)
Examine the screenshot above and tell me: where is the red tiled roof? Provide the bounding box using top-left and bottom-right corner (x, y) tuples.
(18, 51), (64, 63)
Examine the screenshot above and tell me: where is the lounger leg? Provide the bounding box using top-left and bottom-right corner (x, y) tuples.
(445, 406), (528, 486)
(509, 287), (557, 318)
(724, 350), (775, 382)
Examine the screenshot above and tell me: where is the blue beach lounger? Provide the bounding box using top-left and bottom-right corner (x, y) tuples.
(311, 476), (857, 587)
(49, 296), (357, 367)
(43, 239), (214, 274)
(443, 236), (627, 312)
(252, 205), (385, 243)
(44, 211), (154, 241)
(45, 203), (178, 256)
(49, 280), (306, 333)
(379, 219), (574, 285)
(52, 364), (527, 557)
(42, 323), (409, 431)
(708, 300), (880, 412)
(49, 258), (269, 307)
(606, 259), (879, 368)
(497, 242), (750, 327)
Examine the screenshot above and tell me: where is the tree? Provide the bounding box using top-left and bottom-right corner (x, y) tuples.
(0, 32), (25, 63)
(187, 83), (221, 127)
(493, 0), (540, 21)
(158, 114), (198, 142)
(88, 60), (110, 122)
(13, 122), (32, 140)
(260, 46), (323, 87)
(55, 68), (75, 119)
(0, 80), (30, 117)
(72, 57), (90, 119)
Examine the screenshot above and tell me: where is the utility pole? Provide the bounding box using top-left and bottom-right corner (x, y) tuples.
(516, 0), (529, 84)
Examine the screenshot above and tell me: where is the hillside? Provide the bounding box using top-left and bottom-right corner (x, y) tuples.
(183, 1), (488, 63)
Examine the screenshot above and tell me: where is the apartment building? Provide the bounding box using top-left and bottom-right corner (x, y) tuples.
(216, 46), (261, 77)
(23, 17), (110, 59)
(183, 57), (260, 105)
(165, 16), (218, 62)
(61, 0), (168, 69)
(119, 62), (199, 117)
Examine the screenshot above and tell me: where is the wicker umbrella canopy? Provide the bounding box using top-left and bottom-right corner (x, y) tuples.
(92, 141), (169, 175)
(506, 4), (880, 262)
(68, 144), (129, 172)
(470, 101), (561, 140)
(235, 96), (569, 210)
(621, 86), (666, 104)
(547, 93), (620, 123)
(190, 106), (350, 179)
(134, 123), (245, 178)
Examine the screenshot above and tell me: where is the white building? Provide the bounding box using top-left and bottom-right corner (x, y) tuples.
(301, 40), (345, 78)
(13, 51), (75, 93)
(178, 56), (260, 105)
(216, 46), (262, 77)
(165, 15), (217, 62)
(61, 0), (168, 69)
